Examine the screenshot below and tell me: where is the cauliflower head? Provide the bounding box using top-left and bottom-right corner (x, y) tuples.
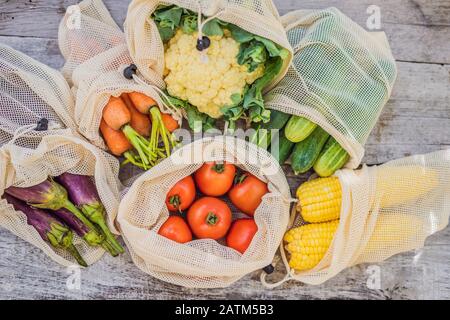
(164, 30), (264, 119)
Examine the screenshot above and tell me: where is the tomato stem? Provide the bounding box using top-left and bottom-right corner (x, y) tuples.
(206, 212), (218, 226)
(234, 173), (248, 185)
(212, 163), (225, 174)
(169, 195), (181, 211)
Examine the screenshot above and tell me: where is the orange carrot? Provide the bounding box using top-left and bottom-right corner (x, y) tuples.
(121, 93), (151, 137)
(100, 119), (132, 156)
(161, 113), (179, 133)
(102, 96), (131, 130)
(128, 92), (158, 114)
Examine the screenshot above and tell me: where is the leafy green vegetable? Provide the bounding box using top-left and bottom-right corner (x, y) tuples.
(164, 94), (215, 132)
(181, 11), (198, 34)
(237, 40), (268, 72)
(153, 5), (184, 42)
(203, 18), (228, 37)
(152, 4), (289, 127)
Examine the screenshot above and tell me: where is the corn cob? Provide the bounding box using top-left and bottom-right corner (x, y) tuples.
(376, 166), (438, 208)
(296, 177), (342, 223)
(284, 220), (339, 271)
(284, 213), (425, 272)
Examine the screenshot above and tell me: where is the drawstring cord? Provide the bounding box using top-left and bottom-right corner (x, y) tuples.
(130, 72), (184, 124)
(195, 1), (225, 63)
(6, 120), (61, 148)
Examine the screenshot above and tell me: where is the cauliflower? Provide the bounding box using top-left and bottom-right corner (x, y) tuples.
(164, 30), (265, 119)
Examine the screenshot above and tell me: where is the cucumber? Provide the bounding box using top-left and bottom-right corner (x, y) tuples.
(285, 116), (317, 143)
(271, 130), (294, 164)
(250, 111), (291, 147)
(290, 126), (329, 175)
(313, 137), (350, 177)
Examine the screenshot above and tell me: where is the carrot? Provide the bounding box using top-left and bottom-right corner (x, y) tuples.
(121, 93), (151, 137)
(102, 96), (131, 130)
(100, 119), (132, 156)
(128, 92), (158, 114)
(161, 113), (179, 133)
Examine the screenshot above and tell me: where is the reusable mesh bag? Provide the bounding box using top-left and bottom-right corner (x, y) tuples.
(58, 0), (181, 150)
(263, 149), (450, 287)
(0, 44), (122, 267)
(0, 44), (77, 146)
(124, 0), (293, 92)
(117, 136), (292, 288)
(266, 8), (397, 168)
(0, 135), (122, 267)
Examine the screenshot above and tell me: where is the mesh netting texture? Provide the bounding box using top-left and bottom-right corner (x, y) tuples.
(276, 149), (450, 286)
(58, 0), (181, 150)
(0, 44), (77, 147)
(117, 136), (292, 288)
(266, 8), (397, 168)
(124, 0), (293, 93)
(0, 44), (122, 267)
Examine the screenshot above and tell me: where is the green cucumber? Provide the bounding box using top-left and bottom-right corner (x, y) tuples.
(290, 126), (329, 175)
(250, 110), (291, 147)
(285, 116), (317, 143)
(271, 130), (294, 164)
(313, 137), (350, 177)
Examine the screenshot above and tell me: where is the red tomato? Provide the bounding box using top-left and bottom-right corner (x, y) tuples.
(187, 197), (232, 239)
(158, 216), (192, 243)
(228, 173), (269, 216)
(194, 162), (236, 196)
(166, 176), (196, 212)
(226, 219), (258, 254)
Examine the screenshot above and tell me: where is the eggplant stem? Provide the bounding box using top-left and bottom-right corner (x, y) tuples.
(64, 201), (104, 245)
(81, 205), (125, 255)
(67, 244), (88, 267)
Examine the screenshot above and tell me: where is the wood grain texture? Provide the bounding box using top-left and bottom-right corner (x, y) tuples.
(0, 0), (449, 300)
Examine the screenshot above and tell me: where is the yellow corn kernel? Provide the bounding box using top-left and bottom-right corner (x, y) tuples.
(296, 177), (342, 223)
(284, 220), (339, 271)
(376, 166), (438, 208)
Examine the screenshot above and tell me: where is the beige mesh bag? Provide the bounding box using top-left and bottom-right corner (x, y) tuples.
(266, 8), (398, 168)
(124, 0), (293, 92)
(58, 0), (181, 150)
(262, 149), (450, 287)
(0, 44), (77, 146)
(117, 136), (292, 288)
(0, 44), (122, 267)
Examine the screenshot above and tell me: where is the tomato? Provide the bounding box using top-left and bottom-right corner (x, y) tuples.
(194, 162), (236, 196)
(166, 176), (196, 212)
(187, 197), (232, 239)
(226, 219), (258, 254)
(158, 216), (192, 243)
(228, 173), (269, 216)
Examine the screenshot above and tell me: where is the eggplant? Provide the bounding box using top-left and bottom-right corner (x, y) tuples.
(3, 193), (87, 267)
(52, 208), (89, 237)
(5, 180), (105, 247)
(56, 173), (124, 255)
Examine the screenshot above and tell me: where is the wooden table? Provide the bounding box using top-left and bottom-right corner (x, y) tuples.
(0, 0), (449, 300)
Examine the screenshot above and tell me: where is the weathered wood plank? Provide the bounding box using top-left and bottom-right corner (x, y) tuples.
(0, 0), (449, 300)
(0, 223), (448, 299)
(0, 0), (449, 64)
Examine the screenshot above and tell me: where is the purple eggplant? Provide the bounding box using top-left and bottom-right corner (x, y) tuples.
(56, 173), (124, 255)
(5, 180), (104, 247)
(3, 193), (87, 267)
(52, 208), (89, 237)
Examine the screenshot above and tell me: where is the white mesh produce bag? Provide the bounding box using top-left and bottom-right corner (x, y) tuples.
(124, 0), (293, 119)
(58, 0), (181, 149)
(266, 8), (397, 168)
(0, 44), (122, 267)
(117, 136), (292, 288)
(0, 44), (77, 146)
(264, 149), (450, 287)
